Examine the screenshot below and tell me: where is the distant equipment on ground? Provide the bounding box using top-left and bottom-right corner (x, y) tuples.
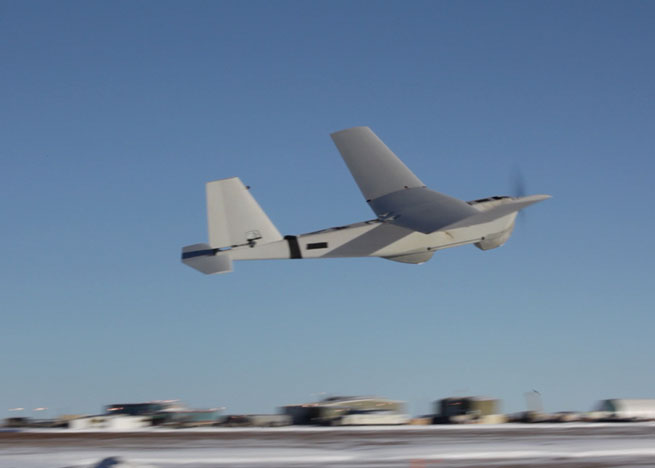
(282, 395), (409, 426)
(182, 127), (550, 274)
(434, 396), (505, 424)
(592, 399), (655, 421)
(220, 413), (292, 427)
(69, 414), (151, 431)
(103, 401), (222, 427)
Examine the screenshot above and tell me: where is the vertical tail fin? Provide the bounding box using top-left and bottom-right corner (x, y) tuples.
(206, 177), (282, 248)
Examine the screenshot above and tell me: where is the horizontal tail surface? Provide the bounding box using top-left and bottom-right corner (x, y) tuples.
(181, 244), (233, 274)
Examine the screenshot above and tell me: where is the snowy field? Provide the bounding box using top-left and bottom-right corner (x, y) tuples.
(1, 423), (655, 468)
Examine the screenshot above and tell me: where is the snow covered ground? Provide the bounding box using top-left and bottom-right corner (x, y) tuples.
(1, 423), (655, 467)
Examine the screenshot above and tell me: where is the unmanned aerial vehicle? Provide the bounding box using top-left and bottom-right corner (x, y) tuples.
(182, 127), (550, 274)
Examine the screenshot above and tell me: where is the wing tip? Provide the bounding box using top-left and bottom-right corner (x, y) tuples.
(329, 126), (371, 139)
(521, 194), (552, 202)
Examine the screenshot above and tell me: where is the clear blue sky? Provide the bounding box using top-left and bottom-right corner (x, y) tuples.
(2, 0), (654, 418)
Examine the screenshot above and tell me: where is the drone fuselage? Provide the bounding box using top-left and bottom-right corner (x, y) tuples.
(228, 197), (516, 265)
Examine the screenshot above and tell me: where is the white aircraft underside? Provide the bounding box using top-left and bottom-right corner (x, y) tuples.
(182, 127), (550, 274)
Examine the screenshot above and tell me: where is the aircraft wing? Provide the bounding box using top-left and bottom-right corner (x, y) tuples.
(368, 186), (479, 233)
(331, 126), (479, 232)
(331, 127), (426, 201)
(331, 127), (550, 234)
(372, 192), (550, 233)
(438, 194), (551, 230)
